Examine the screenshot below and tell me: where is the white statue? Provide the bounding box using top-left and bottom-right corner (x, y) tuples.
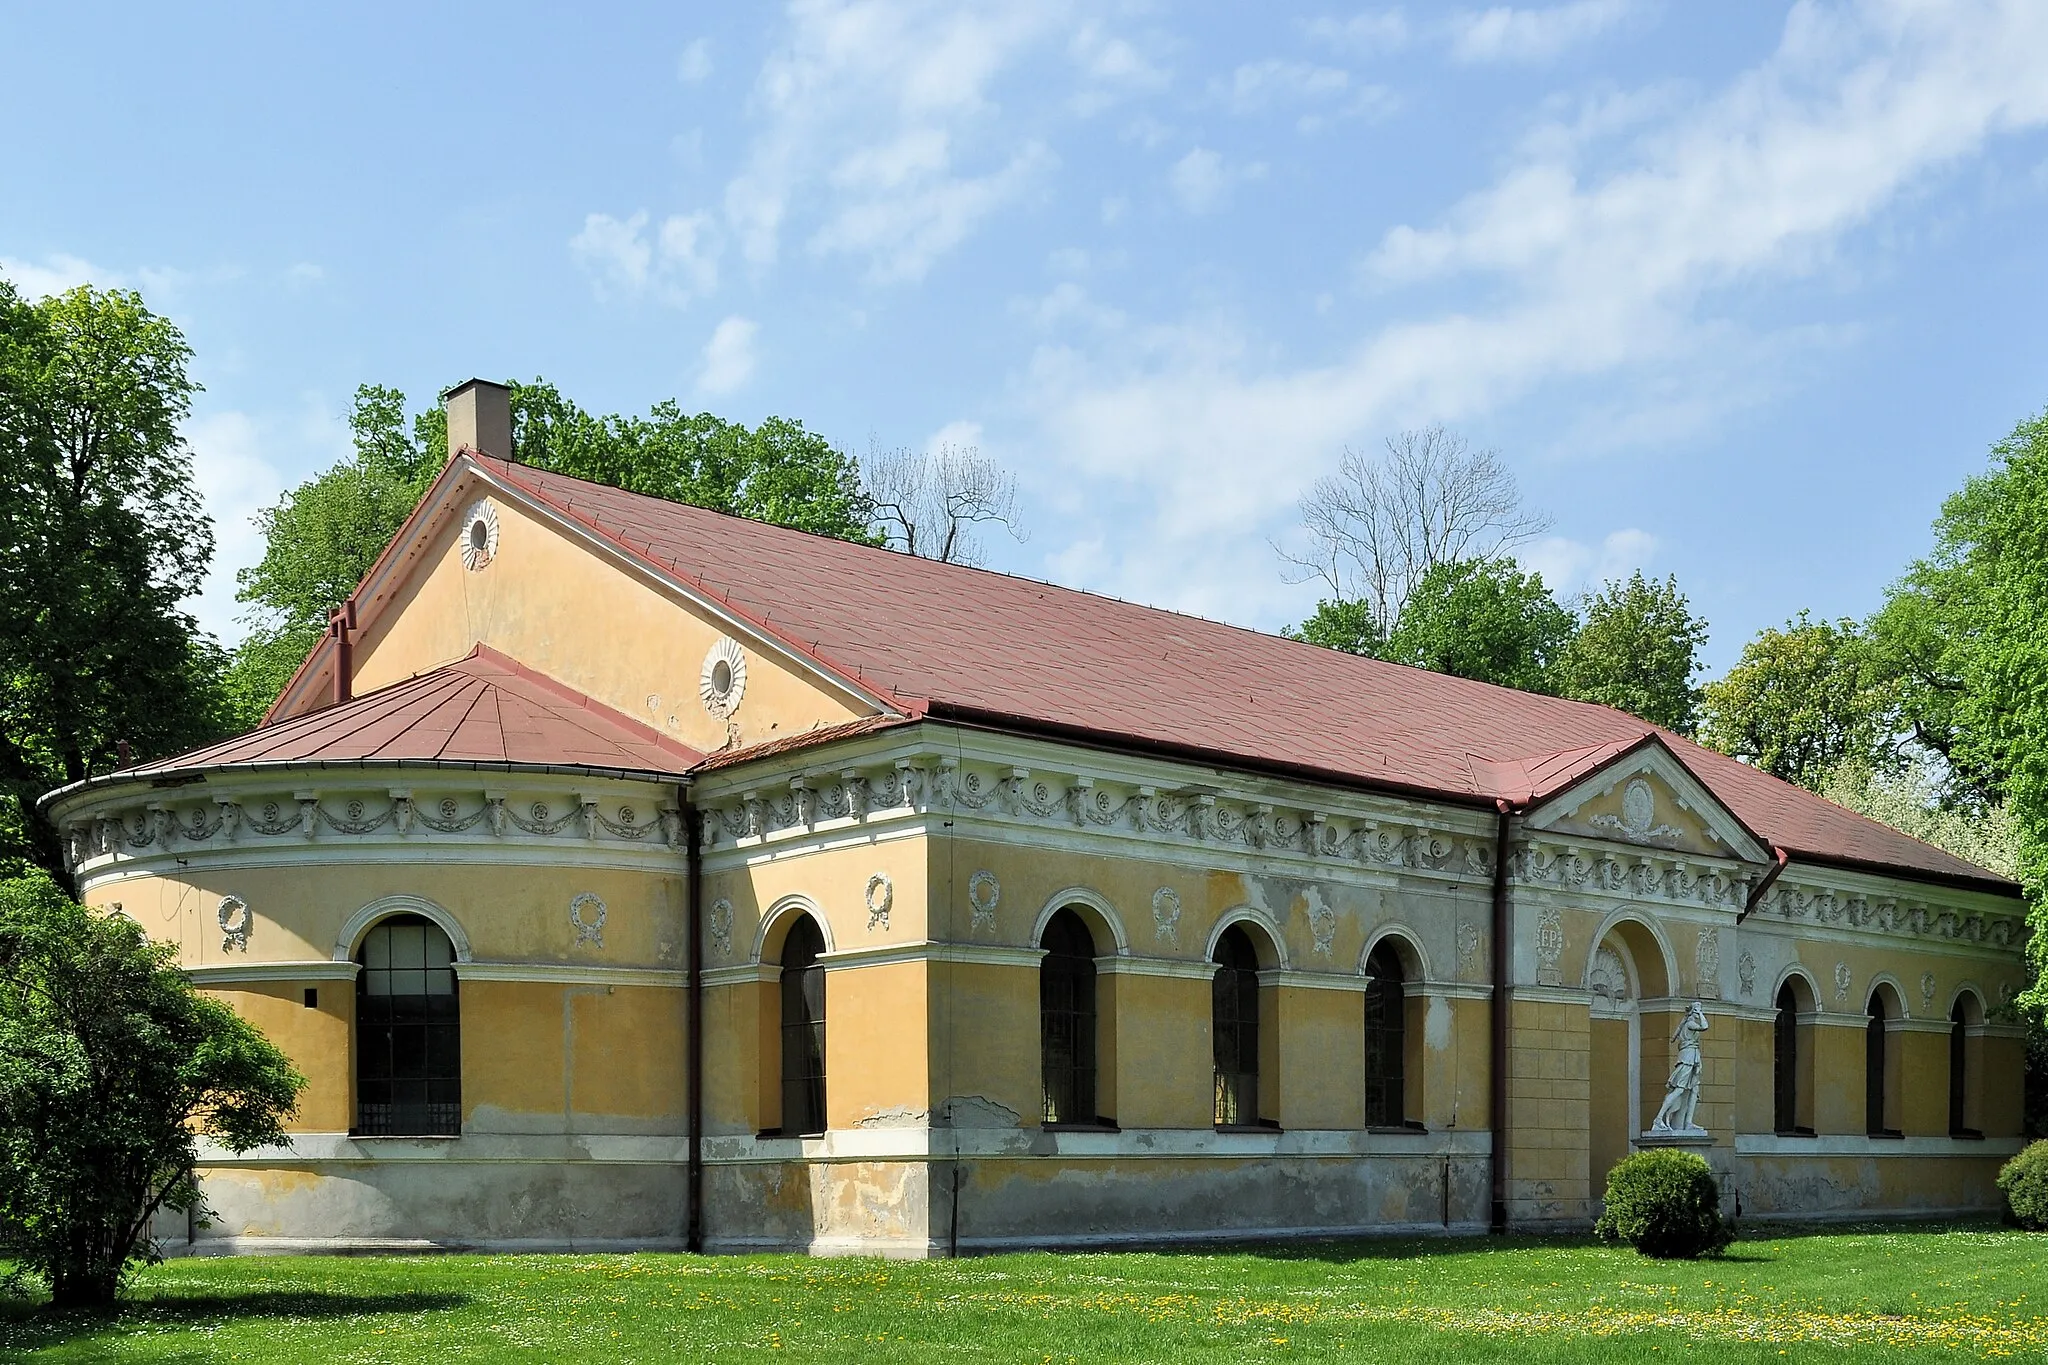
(1649, 1001), (1710, 1136)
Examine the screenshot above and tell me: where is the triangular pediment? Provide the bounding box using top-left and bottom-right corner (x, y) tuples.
(1523, 738), (1770, 866)
(266, 452), (893, 754)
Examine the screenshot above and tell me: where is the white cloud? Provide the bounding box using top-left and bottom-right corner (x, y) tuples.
(183, 399), (352, 644)
(1304, 10), (1411, 55)
(1448, 0), (1636, 65)
(718, 1), (1074, 281)
(678, 37), (713, 83)
(1217, 59), (1352, 112)
(1215, 59), (1396, 129)
(1068, 19), (1169, 111)
(1019, 0), (2048, 625)
(1520, 528), (1658, 596)
(811, 138), (1057, 283)
(0, 252), (191, 303)
(0, 253), (110, 297)
(569, 209), (720, 305)
(1169, 147), (1266, 214)
(1016, 280), (1126, 331)
(926, 418), (983, 452)
(697, 315), (760, 395)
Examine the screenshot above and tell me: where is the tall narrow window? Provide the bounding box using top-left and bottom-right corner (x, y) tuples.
(1039, 909), (1098, 1125)
(1364, 942), (1406, 1128)
(1949, 999), (1971, 1137)
(779, 917), (827, 1136)
(1773, 984), (1800, 1134)
(1212, 926), (1261, 1127)
(1865, 995), (1889, 1136)
(355, 915), (461, 1136)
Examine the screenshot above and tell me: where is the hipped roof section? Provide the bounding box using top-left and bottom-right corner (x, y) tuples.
(59, 645), (704, 794)
(109, 449), (2016, 896)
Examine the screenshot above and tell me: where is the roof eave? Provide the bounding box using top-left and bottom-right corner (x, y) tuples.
(920, 701), (1501, 813)
(40, 756), (699, 817)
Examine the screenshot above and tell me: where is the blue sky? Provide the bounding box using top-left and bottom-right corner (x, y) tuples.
(4, 0), (2046, 675)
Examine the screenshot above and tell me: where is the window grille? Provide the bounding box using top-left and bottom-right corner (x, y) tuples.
(1363, 943), (1406, 1128)
(1212, 926), (1261, 1127)
(779, 917), (828, 1136)
(355, 915), (461, 1136)
(1039, 909), (1099, 1125)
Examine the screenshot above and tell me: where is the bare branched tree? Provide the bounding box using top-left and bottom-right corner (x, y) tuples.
(1278, 425), (1552, 635)
(865, 442), (1026, 566)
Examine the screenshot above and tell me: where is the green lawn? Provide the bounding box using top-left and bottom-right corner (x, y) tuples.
(2, 1224), (2043, 1362)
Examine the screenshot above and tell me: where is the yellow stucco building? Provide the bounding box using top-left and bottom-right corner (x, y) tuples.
(44, 382), (2032, 1254)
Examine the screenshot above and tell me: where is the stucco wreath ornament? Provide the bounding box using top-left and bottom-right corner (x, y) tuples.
(217, 895), (253, 953)
(967, 870), (1000, 933)
(865, 873), (893, 931)
(569, 892), (607, 948)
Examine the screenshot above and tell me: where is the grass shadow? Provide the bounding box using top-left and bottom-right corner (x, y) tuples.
(0, 1288), (470, 1351)
(1068, 1216), (2004, 1269)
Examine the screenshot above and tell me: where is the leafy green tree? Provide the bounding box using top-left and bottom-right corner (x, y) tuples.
(227, 380), (877, 724)
(1821, 756), (2018, 881)
(1697, 612), (1889, 791)
(1882, 410), (2048, 1014)
(0, 872), (303, 1306)
(0, 280), (231, 881)
(1554, 572), (1710, 733)
(1283, 598), (1385, 656)
(1381, 557), (1574, 693)
(223, 386), (439, 724)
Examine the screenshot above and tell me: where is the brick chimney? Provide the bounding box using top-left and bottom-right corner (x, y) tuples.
(445, 378), (513, 461)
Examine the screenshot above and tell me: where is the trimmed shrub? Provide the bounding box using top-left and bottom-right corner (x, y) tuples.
(1594, 1149), (1732, 1259)
(1997, 1139), (2048, 1230)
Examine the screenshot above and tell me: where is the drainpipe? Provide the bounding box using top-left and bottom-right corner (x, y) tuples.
(1736, 846), (1790, 925)
(685, 791), (705, 1254)
(1489, 798), (1514, 1236)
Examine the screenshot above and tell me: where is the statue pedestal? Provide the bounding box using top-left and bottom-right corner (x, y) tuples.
(1637, 1129), (1713, 1148)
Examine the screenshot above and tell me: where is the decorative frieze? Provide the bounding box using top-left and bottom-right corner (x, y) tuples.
(1751, 877), (2027, 952)
(1511, 841), (1748, 911)
(62, 782), (685, 874)
(703, 753), (1500, 883)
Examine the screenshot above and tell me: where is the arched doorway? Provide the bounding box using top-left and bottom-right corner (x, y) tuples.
(1585, 918), (1672, 1195)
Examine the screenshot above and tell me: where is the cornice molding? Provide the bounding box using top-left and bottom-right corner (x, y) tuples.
(187, 961), (360, 986)
(57, 774), (687, 882)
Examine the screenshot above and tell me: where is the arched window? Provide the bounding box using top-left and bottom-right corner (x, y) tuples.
(1949, 993), (1984, 1139)
(1949, 999), (1968, 1136)
(1039, 909), (1099, 1126)
(778, 916), (827, 1136)
(1364, 942), (1406, 1128)
(1773, 983), (1800, 1134)
(1865, 991), (1899, 1138)
(1212, 925), (1262, 1128)
(355, 914), (461, 1136)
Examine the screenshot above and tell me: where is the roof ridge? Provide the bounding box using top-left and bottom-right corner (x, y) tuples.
(476, 454), (1682, 738)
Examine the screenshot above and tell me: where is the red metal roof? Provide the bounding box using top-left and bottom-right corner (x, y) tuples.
(110, 645), (703, 782)
(468, 455), (2014, 895)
